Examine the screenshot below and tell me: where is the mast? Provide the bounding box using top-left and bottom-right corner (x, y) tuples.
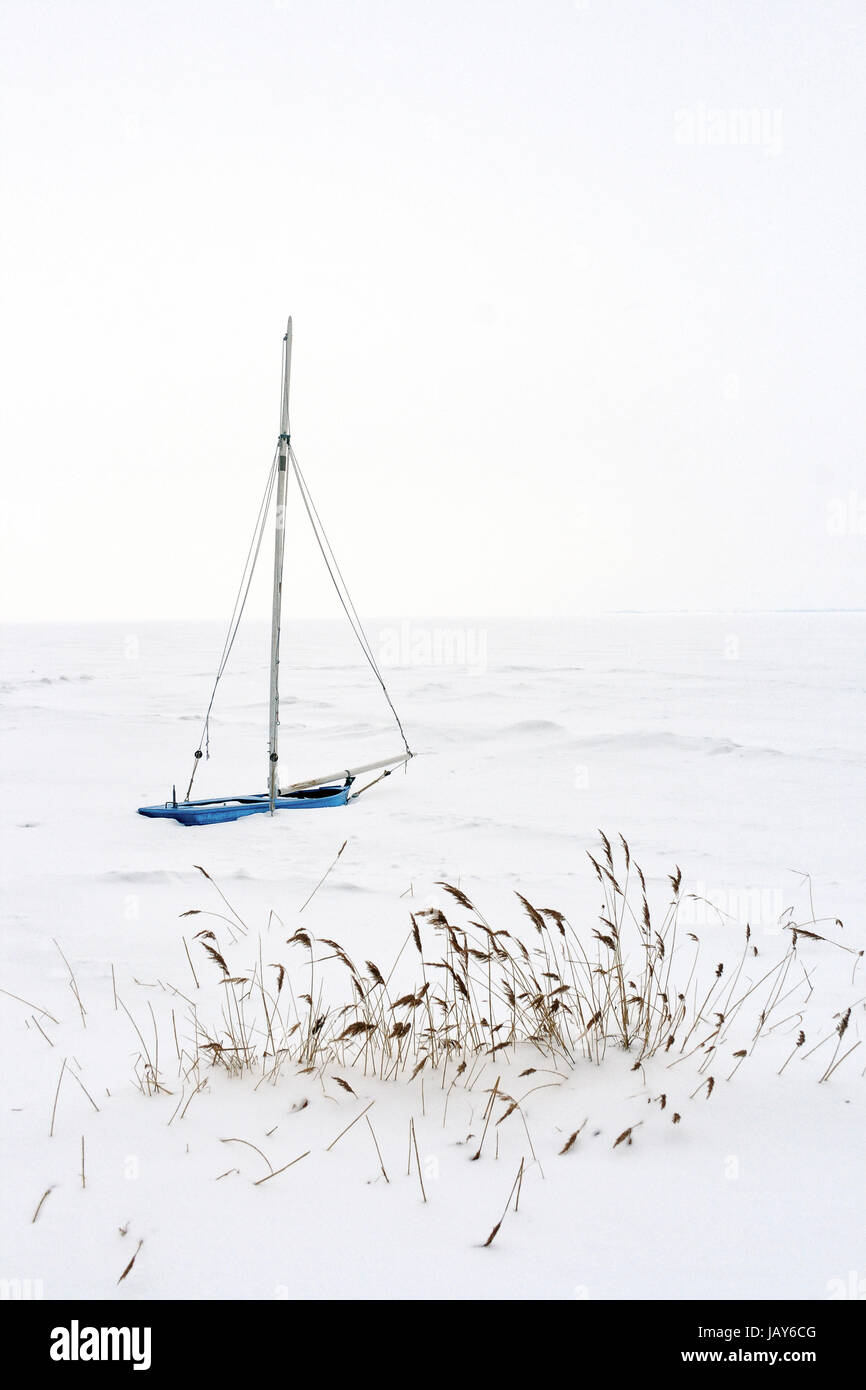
(268, 318), (292, 812)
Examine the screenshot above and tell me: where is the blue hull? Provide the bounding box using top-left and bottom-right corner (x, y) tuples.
(138, 785), (351, 826)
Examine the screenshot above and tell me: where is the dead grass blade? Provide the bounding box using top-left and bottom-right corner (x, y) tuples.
(482, 1157), (525, 1247)
(253, 1151), (310, 1186)
(32, 1188), (54, 1223)
(117, 1239), (143, 1284)
(326, 1100), (375, 1152)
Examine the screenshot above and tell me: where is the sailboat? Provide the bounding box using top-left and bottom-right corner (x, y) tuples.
(138, 319), (413, 826)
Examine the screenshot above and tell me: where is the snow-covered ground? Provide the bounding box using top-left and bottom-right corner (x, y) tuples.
(1, 614), (864, 1300)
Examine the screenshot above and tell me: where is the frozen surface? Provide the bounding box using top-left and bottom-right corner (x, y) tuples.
(1, 614), (864, 1300)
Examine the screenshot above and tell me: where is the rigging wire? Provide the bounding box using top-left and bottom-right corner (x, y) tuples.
(184, 447), (279, 800)
(289, 445), (413, 759)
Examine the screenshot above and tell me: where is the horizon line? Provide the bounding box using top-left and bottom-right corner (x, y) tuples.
(2, 607), (866, 625)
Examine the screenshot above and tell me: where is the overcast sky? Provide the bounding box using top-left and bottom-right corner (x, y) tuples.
(1, 0), (865, 621)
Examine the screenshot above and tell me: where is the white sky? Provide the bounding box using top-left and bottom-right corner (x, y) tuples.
(1, 0), (865, 621)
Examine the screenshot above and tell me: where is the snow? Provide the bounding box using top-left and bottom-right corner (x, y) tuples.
(1, 614), (864, 1300)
